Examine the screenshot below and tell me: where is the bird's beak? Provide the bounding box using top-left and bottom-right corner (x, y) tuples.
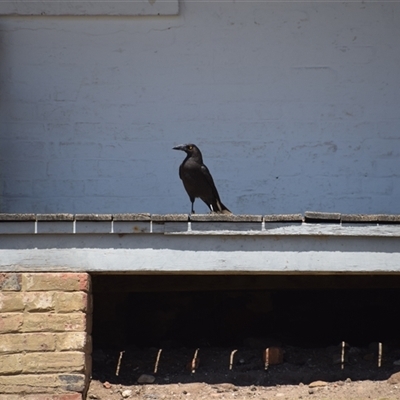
(173, 145), (185, 151)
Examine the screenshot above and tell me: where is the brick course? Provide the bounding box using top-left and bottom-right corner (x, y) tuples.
(0, 292), (25, 311)
(22, 312), (88, 333)
(0, 273), (91, 398)
(0, 313), (24, 333)
(0, 374), (86, 393)
(0, 333), (57, 353)
(22, 273), (91, 292)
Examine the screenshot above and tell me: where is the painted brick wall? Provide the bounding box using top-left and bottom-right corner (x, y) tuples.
(0, 273), (92, 399)
(0, 2), (399, 215)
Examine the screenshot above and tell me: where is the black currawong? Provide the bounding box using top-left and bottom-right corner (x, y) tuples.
(173, 143), (231, 215)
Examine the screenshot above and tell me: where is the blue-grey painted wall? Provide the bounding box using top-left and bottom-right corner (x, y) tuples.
(1, 2), (399, 214)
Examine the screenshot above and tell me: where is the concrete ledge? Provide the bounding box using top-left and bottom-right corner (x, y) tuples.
(0, 212), (399, 225)
(190, 221), (262, 232)
(37, 214), (75, 221)
(75, 214), (112, 221)
(341, 214), (400, 223)
(1, 212), (400, 273)
(151, 214), (189, 222)
(0, 212), (400, 236)
(0, 214), (36, 221)
(304, 211), (341, 222)
(1, 230), (400, 273)
(264, 214), (303, 222)
(190, 214), (262, 222)
(113, 213), (151, 221)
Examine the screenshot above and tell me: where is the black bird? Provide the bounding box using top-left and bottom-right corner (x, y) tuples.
(173, 143), (231, 214)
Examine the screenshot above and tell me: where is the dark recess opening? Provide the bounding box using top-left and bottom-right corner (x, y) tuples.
(91, 274), (400, 385)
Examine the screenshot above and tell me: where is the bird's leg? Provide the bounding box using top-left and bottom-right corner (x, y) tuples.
(191, 200), (195, 214)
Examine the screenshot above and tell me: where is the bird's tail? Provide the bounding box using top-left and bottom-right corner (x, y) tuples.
(213, 199), (232, 214)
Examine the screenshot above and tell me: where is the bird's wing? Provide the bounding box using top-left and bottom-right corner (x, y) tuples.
(200, 164), (220, 197)
(178, 164), (184, 180)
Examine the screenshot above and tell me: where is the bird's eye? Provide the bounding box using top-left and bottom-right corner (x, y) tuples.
(188, 145), (193, 150)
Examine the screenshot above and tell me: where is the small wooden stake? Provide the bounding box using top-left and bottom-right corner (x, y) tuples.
(154, 349), (162, 374)
(341, 341), (345, 370)
(191, 348), (200, 373)
(264, 348), (269, 370)
(378, 342), (382, 368)
(116, 350), (125, 376)
(229, 349), (237, 370)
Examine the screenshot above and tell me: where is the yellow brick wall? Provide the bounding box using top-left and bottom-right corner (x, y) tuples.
(0, 273), (92, 399)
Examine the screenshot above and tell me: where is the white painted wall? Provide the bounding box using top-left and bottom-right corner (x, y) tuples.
(1, 1), (399, 215)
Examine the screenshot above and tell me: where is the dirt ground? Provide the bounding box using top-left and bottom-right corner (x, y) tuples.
(88, 343), (400, 400)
